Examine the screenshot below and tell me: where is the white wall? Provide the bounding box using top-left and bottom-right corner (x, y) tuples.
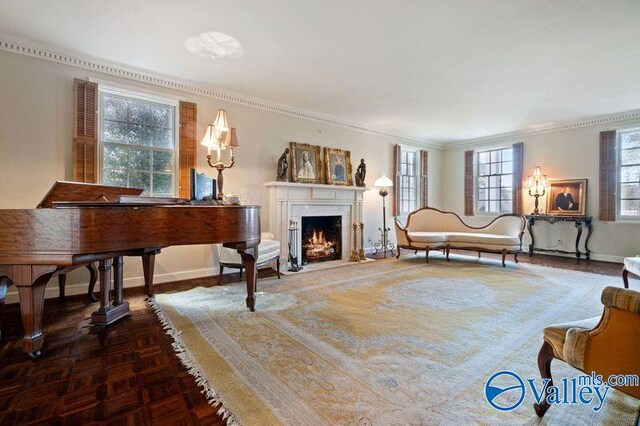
(441, 123), (640, 262)
(0, 50), (443, 301)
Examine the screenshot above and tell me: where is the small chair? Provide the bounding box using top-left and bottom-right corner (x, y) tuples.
(622, 255), (640, 289)
(215, 232), (281, 283)
(534, 286), (640, 417)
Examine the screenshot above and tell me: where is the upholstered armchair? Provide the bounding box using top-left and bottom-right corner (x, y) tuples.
(534, 286), (640, 417)
(623, 256), (640, 288)
(215, 232), (281, 283)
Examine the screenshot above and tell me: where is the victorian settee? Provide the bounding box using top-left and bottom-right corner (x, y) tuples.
(394, 207), (526, 267)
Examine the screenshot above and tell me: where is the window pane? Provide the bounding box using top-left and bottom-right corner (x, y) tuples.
(490, 176), (500, 187)
(478, 189), (487, 200)
(501, 188), (512, 200)
(153, 151), (174, 172)
(621, 148), (640, 165)
(502, 149), (513, 161)
(501, 175), (513, 188)
(489, 200), (500, 212)
(490, 150), (501, 163)
(129, 100), (154, 125)
(103, 169), (127, 187)
(103, 94), (128, 121)
(128, 124), (152, 146)
(103, 120), (128, 143)
(129, 171), (151, 194)
(621, 165), (640, 183)
(502, 161), (513, 175)
(153, 173), (173, 196)
(478, 163), (489, 176)
(501, 200), (512, 212)
(621, 132), (640, 149)
(621, 183), (640, 199)
(490, 188), (500, 199)
(477, 200), (489, 213)
(152, 128), (173, 149)
(621, 199), (640, 216)
(400, 163), (407, 175)
(490, 162), (501, 175)
(478, 152), (489, 164)
(103, 144), (129, 170)
(128, 148), (151, 171)
(478, 177), (488, 188)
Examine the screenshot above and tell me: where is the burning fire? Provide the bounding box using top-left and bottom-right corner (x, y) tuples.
(304, 228), (336, 259)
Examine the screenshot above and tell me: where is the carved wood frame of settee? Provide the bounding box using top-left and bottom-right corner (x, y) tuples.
(394, 207), (526, 267)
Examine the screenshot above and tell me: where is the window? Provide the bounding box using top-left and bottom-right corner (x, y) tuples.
(477, 147), (513, 214)
(99, 90), (177, 196)
(398, 148), (418, 215)
(618, 128), (640, 218)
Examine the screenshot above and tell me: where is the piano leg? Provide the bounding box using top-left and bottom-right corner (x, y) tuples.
(0, 276), (8, 341)
(12, 265), (57, 358)
(142, 253), (156, 297)
(239, 247), (257, 312)
(91, 258), (130, 326)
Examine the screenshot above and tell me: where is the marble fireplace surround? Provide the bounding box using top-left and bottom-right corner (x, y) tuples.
(265, 182), (368, 271)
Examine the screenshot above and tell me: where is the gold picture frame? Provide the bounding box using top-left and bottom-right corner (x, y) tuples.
(290, 142), (322, 184)
(324, 147), (353, 186)
(546, 179), (588, 216)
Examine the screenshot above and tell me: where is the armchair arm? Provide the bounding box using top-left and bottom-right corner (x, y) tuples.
(601, 286), (640, 314)
(394, 217), (410, 246)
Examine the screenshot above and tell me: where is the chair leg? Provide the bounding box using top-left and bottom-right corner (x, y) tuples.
(425, 247), (430, 264)
(218, 265), (224, 285)
(622, 267), (630, 289)
(478, 252), (481, 259)
(238, 267), (243, 282)
(446, 247), (450, 262)
(276, 257), (281, 279)
(396, 248), (401, 259)
(58, 274), (66, 302)
(514, 252), (519, 264)
(533, 340), (555, 417)
(501, 249), (507, 268)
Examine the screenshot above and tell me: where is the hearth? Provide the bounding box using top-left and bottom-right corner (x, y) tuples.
(301, 216), (341, 264)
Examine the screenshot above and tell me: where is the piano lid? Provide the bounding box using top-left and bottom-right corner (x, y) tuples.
(37, 181), (143, 208)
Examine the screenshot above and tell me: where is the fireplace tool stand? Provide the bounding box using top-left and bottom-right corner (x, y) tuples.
(373, 188), (395, 258)
(287, 220), (303, 272)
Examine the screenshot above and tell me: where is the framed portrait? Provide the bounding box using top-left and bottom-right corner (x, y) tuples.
(324, 147), (353, 186)
(290, 142), (322, 184)
(546, 179), (587, 216)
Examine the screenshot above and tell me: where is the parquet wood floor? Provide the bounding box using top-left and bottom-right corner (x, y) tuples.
(0, 255), (634, 425)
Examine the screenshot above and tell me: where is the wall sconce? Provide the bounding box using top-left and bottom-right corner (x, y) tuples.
(527, 166), (547, 215)
(201, 109), (238, 200)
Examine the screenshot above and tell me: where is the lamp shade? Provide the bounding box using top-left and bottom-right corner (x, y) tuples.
(224, 127), (239, 148)
(213, 109), (229, 131)
(373, 174), (393, 188)
(201, 124), (217, 148)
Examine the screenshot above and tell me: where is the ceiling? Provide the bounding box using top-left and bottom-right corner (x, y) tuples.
(1, 0), (640, 143)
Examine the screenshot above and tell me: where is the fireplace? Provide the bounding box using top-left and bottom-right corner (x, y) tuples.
(301, 216), (342, 264)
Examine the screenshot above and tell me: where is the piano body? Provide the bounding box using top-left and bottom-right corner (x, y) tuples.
(0, 181), (261, 358)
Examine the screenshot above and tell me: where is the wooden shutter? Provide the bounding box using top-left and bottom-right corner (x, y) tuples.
(599, 130), (617, 221)
(178, 101), (197, 199)
(420, 150), (428, 208)
(72, 79), (98, 183)
(512, 142), (524, 215)
(464, 150), (475, 216)
(393, 144), (401, 216)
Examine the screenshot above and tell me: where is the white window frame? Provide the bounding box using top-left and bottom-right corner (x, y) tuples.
(97, 85), (180, 197)
(475, 145), (514, 216)
(616, 126), (640, 221)
(397, 145), (419, 217)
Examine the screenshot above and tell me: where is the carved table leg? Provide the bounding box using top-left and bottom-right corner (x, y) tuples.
(584, 219), (593, 261)
(14, 265), (57, 358)
(574, 221), (583, 260)
(527, 217), (535, 255)
(239, 247), (257, 312)
(142, 253), (156, 297)
(87, 262), (98, 302)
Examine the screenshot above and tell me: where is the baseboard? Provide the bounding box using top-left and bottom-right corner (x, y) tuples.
(3, 267), (219, 305)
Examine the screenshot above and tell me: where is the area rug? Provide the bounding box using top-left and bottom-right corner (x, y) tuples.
(151, 254), (640, 425)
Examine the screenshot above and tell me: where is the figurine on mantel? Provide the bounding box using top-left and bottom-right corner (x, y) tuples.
(355, 159), (366, 187)
(276, 148), (289, 182)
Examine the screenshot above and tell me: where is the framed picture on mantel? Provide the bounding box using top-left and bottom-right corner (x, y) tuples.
(324, 147), (353, 186)
(546, 179), (587, 216)
(290, 142), (322, 184)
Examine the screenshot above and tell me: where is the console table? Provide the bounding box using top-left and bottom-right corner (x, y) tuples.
(525, 215), (593, 260)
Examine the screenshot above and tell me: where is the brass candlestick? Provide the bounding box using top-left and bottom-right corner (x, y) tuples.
(358, 222), (366, 260)
(349, 222), (360, 262)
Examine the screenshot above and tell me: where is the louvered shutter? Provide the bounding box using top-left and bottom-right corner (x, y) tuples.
(72, 79), (98, 183)
(420, 150), (428, 208)
(599, 130), (617, 221)
(464, 150), (475, 216)
(393, 144), (401, 216)
(512, 142), (524, 215)
(179, 101), (197, 199)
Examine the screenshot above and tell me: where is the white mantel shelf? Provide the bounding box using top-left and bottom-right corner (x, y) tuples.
(265, 181), (366, 272)
(264, 181), (370, 192)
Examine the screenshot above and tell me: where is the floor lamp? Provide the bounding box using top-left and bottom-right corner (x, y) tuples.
(373, 174), (395, 258)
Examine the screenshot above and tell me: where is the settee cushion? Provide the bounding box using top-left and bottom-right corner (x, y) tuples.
(406, 231), (520, 247)
(624, 256), (640, 277)
(406, 232), (448, 244)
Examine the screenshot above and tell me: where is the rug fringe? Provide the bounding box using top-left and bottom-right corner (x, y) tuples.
(147, 296), (241, 426)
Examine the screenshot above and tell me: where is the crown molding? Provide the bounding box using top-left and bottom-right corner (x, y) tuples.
(0, 33), (443, 150)
(441, 109), (640, 150)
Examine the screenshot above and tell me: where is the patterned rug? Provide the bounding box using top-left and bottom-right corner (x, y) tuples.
(151, 254), (640, 425)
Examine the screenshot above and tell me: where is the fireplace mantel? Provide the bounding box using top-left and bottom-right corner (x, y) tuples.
(264, 181), (368, 271)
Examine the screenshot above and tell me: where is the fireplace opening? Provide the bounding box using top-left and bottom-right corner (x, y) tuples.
(301, 216), (342, 264)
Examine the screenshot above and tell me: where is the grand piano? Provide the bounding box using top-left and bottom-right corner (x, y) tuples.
(0, 181), (261, 358)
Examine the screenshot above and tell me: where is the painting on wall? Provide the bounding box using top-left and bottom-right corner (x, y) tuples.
(290, 142), (322, 184)
(324, 147), (353, 186)
(546, 179), (587, 216)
